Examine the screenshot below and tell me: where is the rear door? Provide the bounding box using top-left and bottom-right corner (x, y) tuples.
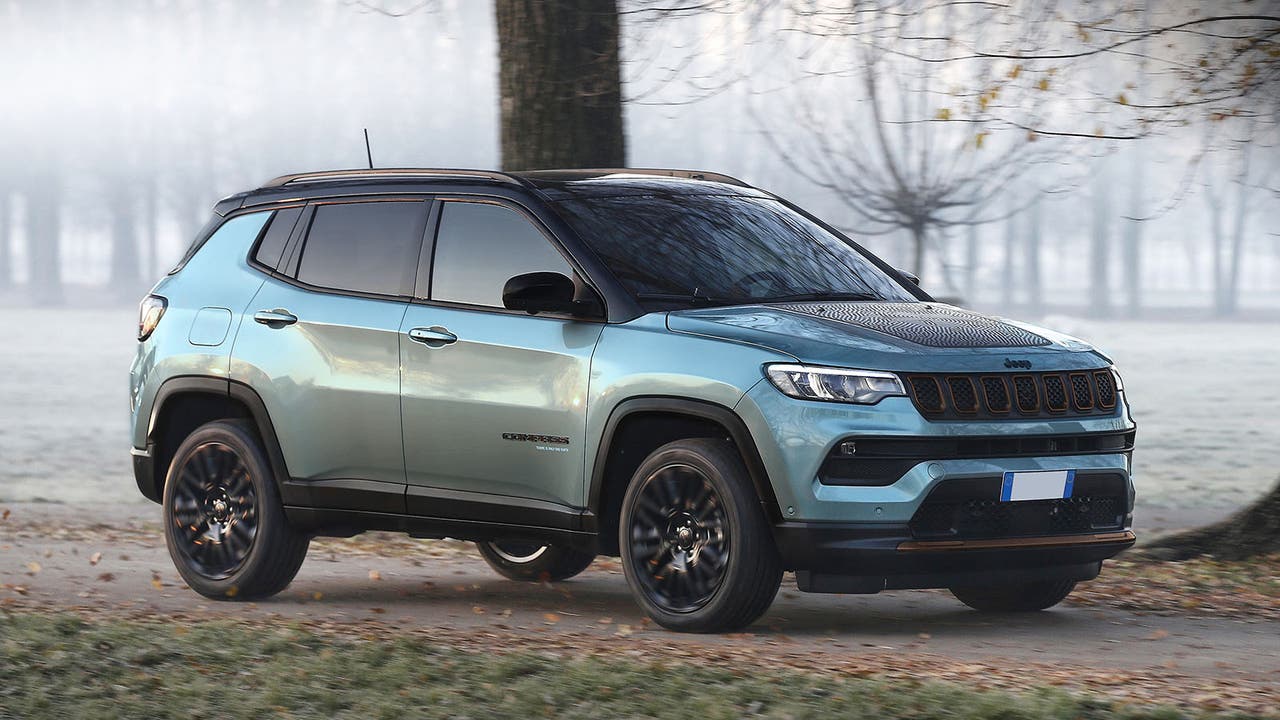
(231, 198), (430, 513)
(399, 198), (604, 527)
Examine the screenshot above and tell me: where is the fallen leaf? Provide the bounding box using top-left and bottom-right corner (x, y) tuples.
(615, 624), (633, 637)
(370, 607), (386, 614)
(1147, 629), (1169, 640)
(312, 592), (324, 601)
(917, 633), (932, 640)
(89, 552), (103, 566)
(368, 570), (382, 581)
(224, 585), (239, 598)
(597, 617), (613, 625)
(25, 562), (41, 575)
(1, 509), (9, 521)
(473, 606), (486, 615)
(151, 571), (164, 590)
(97, 572), (115, 582)
(543, 613), (561, 624)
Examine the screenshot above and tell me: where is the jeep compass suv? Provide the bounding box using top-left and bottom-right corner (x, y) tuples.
(130, 168), (1136, 632)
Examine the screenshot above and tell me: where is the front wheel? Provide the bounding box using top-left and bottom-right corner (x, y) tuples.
(950, 579), (1077, 612)
(476, 541), (595, 582)
(620, 438), (782, 633)
(162, 420), (309, 600)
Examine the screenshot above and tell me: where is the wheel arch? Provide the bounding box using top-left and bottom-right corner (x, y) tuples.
(588, 397), (781, 555)
(141, 376), (290, 504)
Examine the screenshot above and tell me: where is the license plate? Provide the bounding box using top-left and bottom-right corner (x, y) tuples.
(1000, 469), (1075, 502)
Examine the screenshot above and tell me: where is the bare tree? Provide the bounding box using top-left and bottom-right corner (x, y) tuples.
(752, 3), (1064, 278)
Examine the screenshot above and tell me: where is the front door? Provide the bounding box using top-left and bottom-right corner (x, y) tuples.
(399, 199), (603, 526)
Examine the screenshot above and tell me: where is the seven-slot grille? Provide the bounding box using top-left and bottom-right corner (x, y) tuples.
(906, 370), (1118, 420)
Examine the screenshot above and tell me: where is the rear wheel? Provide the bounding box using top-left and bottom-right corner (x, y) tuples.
(162, 420), (309, 600)
(619, 438), (782, 633)
(476, 541), (595, 582)
(950, 579), (1077, 612)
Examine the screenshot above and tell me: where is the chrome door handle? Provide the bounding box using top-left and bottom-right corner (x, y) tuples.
(253, 309), (298, 327)
(407, 326), (458, 348)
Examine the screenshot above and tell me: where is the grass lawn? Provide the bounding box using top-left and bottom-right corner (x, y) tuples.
(0, 613), (1257, 720)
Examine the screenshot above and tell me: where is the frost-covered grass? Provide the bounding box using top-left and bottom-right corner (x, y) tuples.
(0, 613), (1238, 720)
(0, 309), (1275, 512)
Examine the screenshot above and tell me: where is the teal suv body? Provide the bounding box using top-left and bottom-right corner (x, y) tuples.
(130, 168), (1136, 632)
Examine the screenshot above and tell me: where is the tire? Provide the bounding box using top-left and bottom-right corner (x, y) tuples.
(476, 541), (595, 582)
(162, 419), (309, 601)
(619, 438), (782, 633)
(950, 579), (1077, 612)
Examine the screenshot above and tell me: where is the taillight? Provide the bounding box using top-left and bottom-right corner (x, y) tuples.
(138, 295), (167, 341)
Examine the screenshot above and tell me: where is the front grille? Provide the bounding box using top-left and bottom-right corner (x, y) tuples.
(909, 474), (1128, 540)
(818, 431), (1135, 486)
(906, 370), (1120, 421)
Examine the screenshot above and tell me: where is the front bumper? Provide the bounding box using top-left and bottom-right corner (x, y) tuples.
(775, 522), (1135, 593)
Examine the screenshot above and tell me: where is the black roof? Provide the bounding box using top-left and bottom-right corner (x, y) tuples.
(215, 167), (765, 216)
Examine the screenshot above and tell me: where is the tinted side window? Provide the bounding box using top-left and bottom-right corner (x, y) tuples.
(430, 202), (572, 307)
(252, 206), (303, 271)
(296, 201), (426, 296)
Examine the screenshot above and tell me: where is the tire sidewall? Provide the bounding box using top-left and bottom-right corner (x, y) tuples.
(162, 420), (287, 599)
(619, 440), (765, 631)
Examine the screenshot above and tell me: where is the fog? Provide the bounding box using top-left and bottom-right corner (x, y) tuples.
(1, 0), (1277, 317)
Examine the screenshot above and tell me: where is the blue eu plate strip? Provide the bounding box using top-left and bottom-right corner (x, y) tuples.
(1000, 472), (1014, 501)
(1063, 469), (1076, 498)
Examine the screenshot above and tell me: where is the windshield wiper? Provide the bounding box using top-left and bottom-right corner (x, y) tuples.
(635, 291), (749, 306)
(756, 291), (883, 303)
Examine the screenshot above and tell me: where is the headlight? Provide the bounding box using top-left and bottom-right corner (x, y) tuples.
(138, 294), (167, 341)
(764, 364), (905, 404)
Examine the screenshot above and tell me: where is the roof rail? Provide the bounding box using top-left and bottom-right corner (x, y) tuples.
(517, 168), (752, 188)
(260, 168), (524, 188)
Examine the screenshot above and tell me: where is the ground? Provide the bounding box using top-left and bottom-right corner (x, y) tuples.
(2, 504), (1278, 717)
(1, 309), (1278, 717)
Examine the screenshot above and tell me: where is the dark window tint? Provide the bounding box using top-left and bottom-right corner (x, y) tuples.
(297, 201), (425, 296)
(431, 202), (572, 307)
(252, 207), (303, 271)
(550, 194), (915, 306)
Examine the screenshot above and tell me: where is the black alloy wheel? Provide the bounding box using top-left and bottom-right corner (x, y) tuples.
(627, 462), (730, 613)
(169, 441), (259, 579)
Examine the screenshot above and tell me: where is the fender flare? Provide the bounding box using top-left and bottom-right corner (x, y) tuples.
(146, 375), (292, 499)
(587, 396), (781, 522)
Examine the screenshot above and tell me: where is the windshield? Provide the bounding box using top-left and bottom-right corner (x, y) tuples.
(549, 193), (916, 307)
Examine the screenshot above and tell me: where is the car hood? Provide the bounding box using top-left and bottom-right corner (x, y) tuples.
(666, 302), (1111, 373)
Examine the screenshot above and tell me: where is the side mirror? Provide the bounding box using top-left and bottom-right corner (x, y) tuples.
(895, 268), (921, 286)
(502, 272), (602, 318)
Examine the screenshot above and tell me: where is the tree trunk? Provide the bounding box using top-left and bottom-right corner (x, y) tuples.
(1025, 198), (1043, 315)
(1145, 478), (1280, 560)
(1089, 171), (1111, 318)
(26, 183), (62, 305)
(0, 192), (10, 291)
(1124, 147), (1143, 318)
(109, 186), (141, 293)
(910, 224), (926, 278)
(964, 223), (979, 304)
(495, 0), (626, 171)
(1001, 212), (1017, 307)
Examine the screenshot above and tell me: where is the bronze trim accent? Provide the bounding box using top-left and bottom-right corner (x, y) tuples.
(1011, 374), (1040, 414)
(1093, 370), (1117, 409)
(897, 530), (1135, 552)
(909, 375), (947, 414)
(945, 376), (979, 414)
(1068, 372), (1095, 411)
(979, 375), (1011, 413)
(1042, 373), (1070, 413)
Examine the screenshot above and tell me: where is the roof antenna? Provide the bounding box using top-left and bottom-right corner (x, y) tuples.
(363, 128), (374, 169)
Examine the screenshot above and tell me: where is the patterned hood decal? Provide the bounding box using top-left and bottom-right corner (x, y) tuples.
(774, 302), (1052, 349)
